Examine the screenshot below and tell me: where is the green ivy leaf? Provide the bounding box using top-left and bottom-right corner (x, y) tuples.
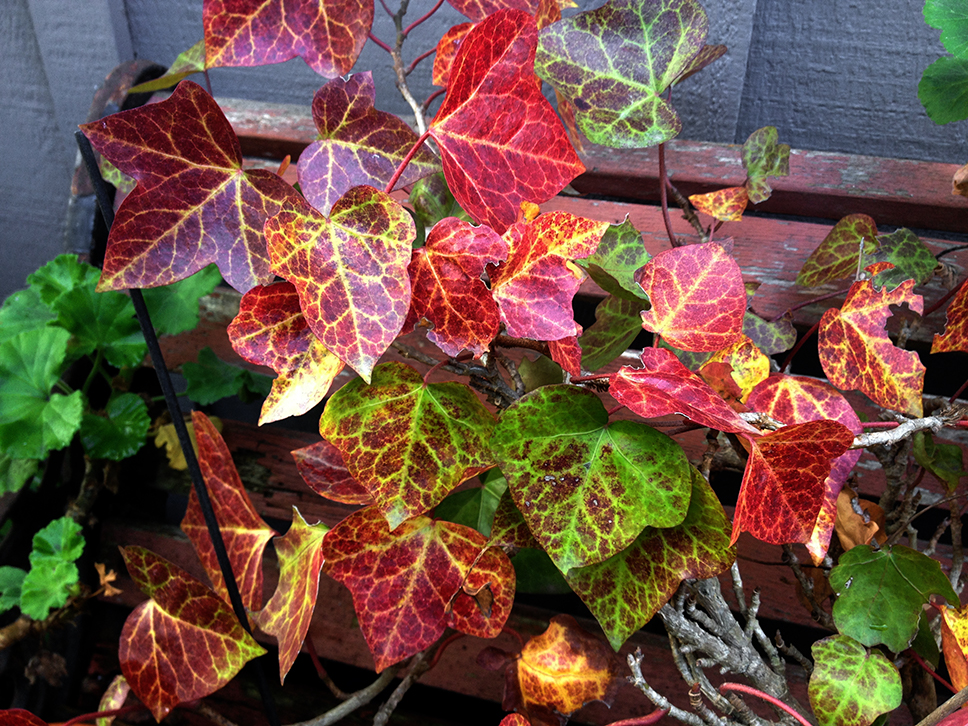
(809, 635), (902, 726)
(142, 264), (222, 336)
(408, 173), (473, 246)
(0, 287), (56, 345)
(742, 311), (796, 356)
(913, 431), (967, 492)
(865, 229), (938, 290)
(183, 347), (272, 405)
(518, 355), (564, 392)
(434, 469), (508, 537)
(0, 566), (26, 614)
(80, 393), (151, 461)
(20, 517), (85, 620)
(925, 0), (968, 59)
(830, 544), (958, 653)
(0, 327), (83, 459)
(492, 385), (693, 573)
(575, 219), (651, 303)
(579, 295), (645, 372)
(918, 56), (968, 124)
(742, 126), (790, 204)
(511, 548), (572, 595)
(796, 214), (879, 288)
(0, 454), (39, 495)
(912, 611), (941, 669)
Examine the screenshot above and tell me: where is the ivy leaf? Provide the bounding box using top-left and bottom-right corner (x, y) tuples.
(830, 544), (958, 653)
(490, 212), (608, 341)
(913, 431), (967, 493)
(0, 710), (48, 725)
(742, 310), (796, 356)
(20, 517), (85, 620)
(119, 546), (266, 721)
(181, 412), (278, 611)
(535, 0), (708, 147)
(575, 218), (651, 303)
(499, 716), (531, 726)
(183, 347), (272, 406)
(404, 218), (508, 357)
(298, 73), (440, 215)
(565, 467), (734, 649)
(322, 506), (514, 670)
(433, 23), (474, 86)
(446, 0), (538, 22)
(865, 229), (938, 290)
(141, 264), (222, 337)
(809, 635), (902, 726)
(228, 281), (345, 424)
(291, 439), (373, 505)
(492, 385), (693, 573)
(435, 469), (509, 537)
(796, 214), (879, 287)
(320, 362), (497, 530)
(932, 277), (968, 353)
(203, 0), (372, 78)
(688, 186), (748, 222)
(490, 490), (540, 551)
(925, 0), (968, 58)
(742, 126), (790, 204)
(0, 328), (83, 460)
(919, 56), (968, 124)
(611, 348), (761, 436)
(671, 42), (727, 85)
(265, 187), (414, 383)
(637, 242), (746, 352)
(579, 295), (645, 372)
(428, 9), (584, 234)
(941, 604), (968, 692)
(80, 393), (151, 461)
(818, 262), (925, 417)
(699, 335), (769, 403)
(80, 81), (302, 293)
(547, 336), (583, 378)
(128, 40), (207, 93)
(96, 675), (132, 726)
(252, 508), (328, 684)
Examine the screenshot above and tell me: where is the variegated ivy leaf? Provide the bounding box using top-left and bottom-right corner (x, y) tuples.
(492, 385), (693, 573)
(809, 635), (902, 726)
(742, 126), (790, 204)
(446, 0), (538, 22)
(128, 40), (206, 93)
(291, 439), (373, 505)
(80, 81), (302, 294)
(579, 295), (645, 372)
(796, 214), (878, 287)
(319, 362), (497, 529)
(433, 23), (474, 87)
(932, 277), (968, 353)
(575, 217), (651, 303)
(298, 73), (440, 215)
(942, 603), (968, 692)
(265, 187), (415, 383)
(864, 228), (938, 290)
(689, 186), (748, 222)
(535, 0), (708, 147)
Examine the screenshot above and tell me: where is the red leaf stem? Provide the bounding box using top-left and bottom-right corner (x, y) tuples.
(718, 683), (812, 726)
(924, 275), (967, 318)
(61, 705), (145, 726)
(571, 373), (613, 383)
(408, 46), (438, 75)
(603, 709), (669, 726)
(368, 31), (392, 53)
(427, 631), (467, 669)
(780, 319), (821, 374)
(422, 88), (447, 113)
(859, 421), (900, 429)
(502, 625), (525, 648)
(657, 143), (678, 249)
(952, 377), (968, 404)
(385, 129), (432, 194)
(423, 358), (449, 383)
(769, 287), (851, 323)
(606, 404), (625, 417)
(378, 0), (394, 17)
(404, 0), (447, 36)
(908, 648), (956, 694)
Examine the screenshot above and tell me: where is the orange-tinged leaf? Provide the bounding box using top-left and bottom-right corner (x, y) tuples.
(637, 242), (746, 352)
(265, 187), (415, 383)
(181, 412), (277, 611)
(446, 0), (539, 23)
(499, 716), (532, 726)
(228, 281), (344, 424)
(252, 508), (328, 684)
(954, 163), (968, 197)
(942, 605), (968, 692)
(835, 486), (887, 551)
(79, 81), (302, 294)
(433, 23), (474, 87)
(291, 439), (373, 505)
(796, 214), (878, 288)
(547, 335), (582, 378)
(203, 0), (372, 78)
(404, 217), (508, 357)
(932, 279), (968, 353)
(429, 10), (584, 234)
(118, 547), (266, 721)
(688, 186), (748, 222)
(490, 212), (608, 341)
(322, 506), (514, 670)
(818, 263), (925, 417)
(732, 421), (855, 545)
(700, 335), (769, 403)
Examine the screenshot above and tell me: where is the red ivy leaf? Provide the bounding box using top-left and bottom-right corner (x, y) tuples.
(688, 186), (749, 222)
(548, 335), (582, 378)
(119, 546), (266, 721)
(404, 217), (508, 357)
(499, 715), (532, 726)
(203, 0), (372, 77)
(0, 711), (48, 726)
(228, 281), (344, 424)
(732, 421), (855, 545)
(80, 81), (301, 293)
(611, 348), (761, 436)
(291, 439), (373, 505)
(433, 23), (474, 87)
(490, 212), (608, 340)
(298, 73), (440, 215)
(932, 280), (968, 354)
(446, 0), (539, 22)
(428, 10), (584, 234)
(322, 506), (514, 670)
(265, 187), (415, 383)
(818, 263), (925, 417)
(252, 507), (328, 684)
(637, 242), (746, 352)
(181, 411), (277, 611)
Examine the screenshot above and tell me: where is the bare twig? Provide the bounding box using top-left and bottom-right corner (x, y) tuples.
(195, 702), (242, 726)
(626, 649), (708, 726)
(373, 646), (437, 726)
(915, 685), (968, 726)
(780, 545), (834, 630)
(286, 668), (399, 726)
(774, 632), (813, 675)
(852, 409), (966, 449)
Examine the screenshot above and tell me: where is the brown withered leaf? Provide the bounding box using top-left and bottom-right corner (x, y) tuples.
(834, 486), (887, 551)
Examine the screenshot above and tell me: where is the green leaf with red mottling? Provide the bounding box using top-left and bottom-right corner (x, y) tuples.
(492, 385), (692, 573)
(548, 336), (582, 377)
(128, 40), (206, 93)
(490, 490), (540, 550)
(433, 23), (473, 86)
(291, 439), (373, 505)
(818, 263), (925, 416)
(637, 242), (745, 352)
(579, 295), (645, 372)
(742, 126), (790, 204)
(864, 228), (938, 290)
(228, 281), (344, 424)
(611, 348), (761, 436)
(743, 310), (796, 355)
(809, 635), (902, 726)
(535, 0), (708, 147)
(688, 186), (748, 222)
(746, 375), (862, 562)
(252, 507), (328, 683)
(265, 187), (415, 382)
(428, 10), (584, 233)
(830, 544), (957, 653)
(913, 431), (967, 493)
(575, 218), (651, 303)
(298, 73), (440, 215)
(446, 0), (539, 22)
(796, 214), (878, 287)
(732, 420), (854, 545)
(118, 546), (266, 721)
(181, 412), (277, 611)
(565, 466), (734, 649)
(320, 362), (496, 529)
(932, 279), (968, 353)
(203, 0), (372, 77)
(322, 506), (514, 670)
(404, 218), (508, 357)
(80, 81), (301, 294)
(671, 43), (726, 85)
(490, 212), (608, 341)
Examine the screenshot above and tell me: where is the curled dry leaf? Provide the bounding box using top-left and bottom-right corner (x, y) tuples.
(834, 486), (887, 551)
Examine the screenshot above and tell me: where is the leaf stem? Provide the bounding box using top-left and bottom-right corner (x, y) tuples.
(924, 274), (967, 318)
(385, 129), (431, 194)
(61, 705), (145, 726)
(603, 709), (669, 726)
(908, 649), (957, 694)
(718, 682), (813, 726)
(403, 0), (446, 37)
(81, 349), (104, 396)
(769, 287), (850, 323)
(657, 143), (679, 248)
(422, 87), (447, 115)
(408, 46), (437, 75)
(952, 376), (968, 404)
(303, 638), (350, 700)
(368, 31), (393, 54)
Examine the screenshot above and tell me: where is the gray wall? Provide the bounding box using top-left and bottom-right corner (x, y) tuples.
(2, 0), (965, 301)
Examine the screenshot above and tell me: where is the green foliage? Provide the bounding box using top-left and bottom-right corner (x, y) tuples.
(434, 469), (508, 537)
(182, 347), (272, 405)
(809, 635), (902, 726)
(920, 0), (968, 123)
(80, 392), (151, 461)
(142, 264), (222, 336)
(17, 517), (85, 620)
(0, 566), (26, 614)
